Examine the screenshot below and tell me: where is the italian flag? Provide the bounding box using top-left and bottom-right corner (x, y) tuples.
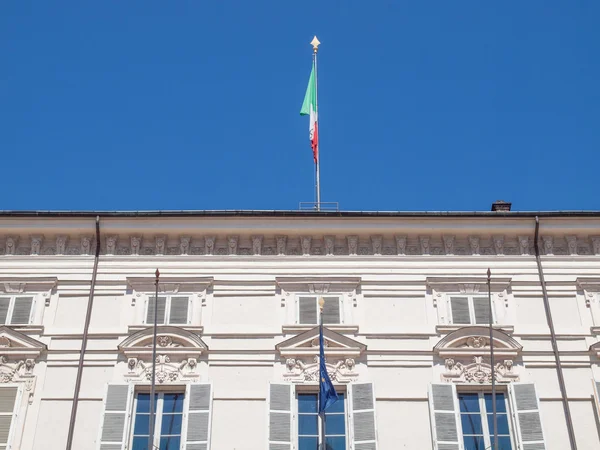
(300, 63), (318, 163)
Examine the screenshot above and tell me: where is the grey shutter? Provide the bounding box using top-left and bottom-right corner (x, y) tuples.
(0, 386), (20, 448)
(9, 297), (33, 325)
(472, 297), (491, 325)
(322, 296), (341, 324)
(350, 382), (378, 450)
(298, 296), (317, 324)
(0, 299), (10, 325)
(450, 297), (471, 325)
(509, 383), (546, 450)
(146, 296), (166, 325)
(268, 383), (293, 450)
(428, 383), (461, 450)
(169, 296), (189, 325)
(593, 379), (600, 418)
(97, 383), (133, 450)
(185, 383), (212, 450)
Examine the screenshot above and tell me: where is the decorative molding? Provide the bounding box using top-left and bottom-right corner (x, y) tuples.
(347, 236), (358, 256)
(371, 235), (383, 256)
(566, 235), (578, 255)
(589, 340), (600, 358)
(542, 236), (553, 255)
(434, 326), (522, 358)
(119, 325), (208, 360)
(324, 236), (335, 256)
(591, 236), (600, 255)
(442, 356), (519, 384)
(0, 277), (57, 294)
(443, 235), (455, 255)
(419, 236), (430, 255)
(427, 277), (511, 294)
(179, 236), (190, 255)
(5, 237), (18, 256)
(282, 324), (359, 334)
(276, 326), (366, 358)
(126, 276), (213, 294)
(130, 236), (141, 256)
(284, 356), (358, 383)
(493, 235), (504, 255)
(251, 235), (263, 255)
(276, 236), (287, 256)
(276, 276), (361, 295)
(227, 236), (239, 256)
(395, 235), (406, 255)
(518, 236), (529, 255)
(468, 236), (480, 255)
(106, 235), (118, 255)
(30, 236), (43, 256)
(301, 236), (312, 256)
(55, 235), (67, 255)
(80, 236), (92, 255)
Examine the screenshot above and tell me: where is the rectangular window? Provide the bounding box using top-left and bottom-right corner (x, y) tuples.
(297, 392), (346, 450)
(458, 392), (513, 450)
(297, 295), (342, 325)
(450, 295), (493, 325)
(146, 295), (190, 325)
(0, 296), (34, 325)
(131, 391), (184, 450)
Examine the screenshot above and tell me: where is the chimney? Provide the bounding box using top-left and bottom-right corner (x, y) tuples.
(491, 200), (511, 212)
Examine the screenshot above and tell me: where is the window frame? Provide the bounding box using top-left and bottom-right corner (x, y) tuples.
(0, 295), (35, 326)
(295, 387), (348, 449)
(448, 294), (495, 326)
(143, 294), (192, 326)
(295, 294), (343, 325)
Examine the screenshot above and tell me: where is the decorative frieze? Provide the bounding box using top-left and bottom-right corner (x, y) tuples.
(419, 236), (430, 255)
(443, 235), (455, 255)
(469, 236), (480, 255)
(284, 356), (358, 384)
(442, 356), (519, 384)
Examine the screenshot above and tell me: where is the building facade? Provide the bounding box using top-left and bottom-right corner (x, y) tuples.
(0, 211), (599, 449)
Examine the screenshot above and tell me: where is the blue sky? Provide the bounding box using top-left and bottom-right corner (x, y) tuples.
(1, 1), (599, 211)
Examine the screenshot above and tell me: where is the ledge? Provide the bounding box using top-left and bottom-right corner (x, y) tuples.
(128, 325), (204, 334)
(591, 326), (600, 335)
(282, 325), (359, 334)
(436, 324), (514, 334)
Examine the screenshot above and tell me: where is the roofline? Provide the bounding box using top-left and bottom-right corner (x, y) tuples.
(1, 210), (600, 219)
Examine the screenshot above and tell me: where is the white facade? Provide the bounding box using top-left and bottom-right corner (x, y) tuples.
(0, 211), (599, 449)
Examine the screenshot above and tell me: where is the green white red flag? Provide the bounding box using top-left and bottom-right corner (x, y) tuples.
(300, 62), (318, 163)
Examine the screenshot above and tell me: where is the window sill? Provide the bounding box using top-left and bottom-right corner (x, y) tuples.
(282, 324), (359, 333)
(5, 325), (44, 334)
(128, 325), (204, 333)
(436, 324), (514, 334)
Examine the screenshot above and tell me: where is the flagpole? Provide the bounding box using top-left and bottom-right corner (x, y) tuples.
(148, 269), (160, 450)
(488, 268), (498, 450)
(312, 36), (321, 211)
(318, 297), (326, 450)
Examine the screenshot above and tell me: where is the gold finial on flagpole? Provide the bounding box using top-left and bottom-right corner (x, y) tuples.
(311, 36), (321, 53)
(318, 296), (325, 313)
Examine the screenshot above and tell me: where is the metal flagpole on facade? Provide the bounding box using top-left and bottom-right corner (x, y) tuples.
(318, 297), (326, 450)
(148, 269), (160, 450)
(311, 36), (321, 211)
(487, 268), (498, 450)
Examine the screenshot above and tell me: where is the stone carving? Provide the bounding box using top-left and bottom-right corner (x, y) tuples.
(443, 235), (455, 255)
(542, 236), (553, 255)
(276, 236), (287, 256)
(127, 355), (198, 383)
(371, 235), (383, 256)
(466, 336), (488, 348)
(251, 235), (263, 255)
(179, 236), (190, 255)
(468, 236), (480, 255)
(442, 356), (518, 384)
(347, 236), (358, 256)
(324, 236), (335, 256)
(30, 236), (43, 256)
(227, 236), (239, 255)
(56, 236), (67, 255)
(204, 236), (215, 256)
(419, 236), (430, 255)
(5, 237), (17, 256)
(284, 356), (358, 383)
(566, 235), (577, 255)
(106, 236), (118, 255)
(157, 336), (173, 347)
(518, 236), (529, 255)
(395, 235), (407, 255)
(81, 236), (91, 255)
(155, 235), (166, 255)
(301, 236), (312, 256)
(130, 236), (141, 256)
(493, 235), (504, 255)
(591, 237), (600, 255)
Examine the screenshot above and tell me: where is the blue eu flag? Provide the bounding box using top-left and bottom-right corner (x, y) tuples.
(319, 323), (338, 414)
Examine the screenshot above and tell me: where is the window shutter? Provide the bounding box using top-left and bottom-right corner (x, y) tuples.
(508, 383), (546, 450)
(169, 296), (190, 325)
(146, 296), (166, 325)
(0, 386), (21, 449)
(450, 297), (471, 325)
(298, 297), (317, 324)
(97, 383), (133, 450)
(0, 299), (10, 325)
(322, 296), (341, 324)
(267, 382), (293, 450)
(9, 297), (34, 325)
(185, 383), (213, 450)
(349, 382), (378, 450)
(428, 383), (461, 450)
(472, 297), (491, 325)
(593, 378), (600, 417)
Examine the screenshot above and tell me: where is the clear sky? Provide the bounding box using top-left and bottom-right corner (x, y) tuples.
(1, 1), (599, 212)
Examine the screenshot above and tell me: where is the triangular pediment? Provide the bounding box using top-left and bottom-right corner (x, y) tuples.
(119, 326), (208, 360)
(434, 326), (521, 358)
(276, 327), (366, 357)
(0, 326), (46, 359)
(589, 341), (600, 358)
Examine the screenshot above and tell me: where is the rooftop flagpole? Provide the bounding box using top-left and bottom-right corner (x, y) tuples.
(148, 269), (160, 450)
(488, 268), (498, 450)
(312, 36), (321, 211)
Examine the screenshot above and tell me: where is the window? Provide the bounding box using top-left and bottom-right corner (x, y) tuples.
(145, 295), (191, 325)
(458, 392), (513, 450)
(131, 392), (184, 450)
(297, 392), (347, 450)
(0, 296), (34, 325)
(297, 295), (342, 325)
(449, 295), (493, 325)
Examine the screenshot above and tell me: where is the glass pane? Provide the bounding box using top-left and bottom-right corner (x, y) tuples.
(298, 394), (318, 413)
(159, 436), (181, 450)
(325, 392), (345, 413)
(487, 413), (510, 436)
(324, 414), (345, 435)
(161, 414), (183, 435)
(497, 436), (513, 450)
(484, 393), (507, 413)
(298, 414), (318, 435)
(463, 435), (486, 450)
(460, 414), (483, 435)
(136, 393), (158, 413)
(299, 436), (318, 450)
(163, 393), (184, 413)
(458, 393), (480, 413)
(133, 414), (150, 435)
(325, 436), (346, 450)
(132, 436), (150, 450)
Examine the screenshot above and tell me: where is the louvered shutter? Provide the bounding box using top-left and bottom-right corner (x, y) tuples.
(9, 297), (33, 325)
(450, 297), (471, 325)
(169, 296), (189, 325)
(0, 386), (21, 449)
(267, 383), (293, 450)
(593, 378), (600, 417)
(185, 383), (212, 450)
(0, 299), (10, 325)
(349, 382), (378, 450)
(508, 383), (546, 450)
(322, 296), (341, 324)
(298, 296), (317, 324)
(472, 297), (491, 325)
(428, 383), (461, 450)
(146, 296), (166, 325)
(97, 383), (133, 450)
